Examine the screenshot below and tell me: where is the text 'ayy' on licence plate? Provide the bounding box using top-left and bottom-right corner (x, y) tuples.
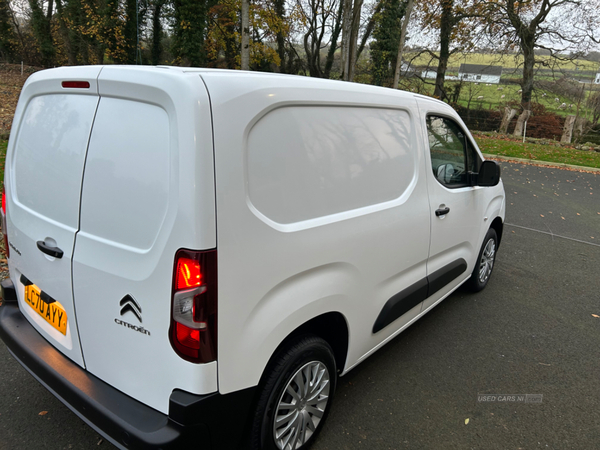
(24, 285), (67, 335)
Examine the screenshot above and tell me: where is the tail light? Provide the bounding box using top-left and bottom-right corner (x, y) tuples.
(170, 249), (217, 363)
(1, 184), (8, 258)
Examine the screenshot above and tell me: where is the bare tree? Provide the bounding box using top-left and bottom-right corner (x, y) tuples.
(416, 0), (485, 101)
(241, 0), (250, 70)
(487, 0), (599, 136)
(340, 0), (363, 80)
(393, 0), (413, 88)
(296, 0), (342, 78)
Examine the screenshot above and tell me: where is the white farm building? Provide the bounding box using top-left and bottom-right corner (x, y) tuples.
(458, 64), (503, 84)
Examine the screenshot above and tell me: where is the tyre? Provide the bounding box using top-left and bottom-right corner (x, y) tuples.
(250, 336), (337, 450)
(467, 228), (498, 292)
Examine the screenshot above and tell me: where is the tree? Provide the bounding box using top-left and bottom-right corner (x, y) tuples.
(0, 0), (16, 61)
(340, 0), (363, 80)
(417, 0), (484, 101)
(271, 0), (287, 71)
(150, 0), (166, 65)
(370, 0), (407, 86)
(55, 0), (79, 65)
(72, 0), (128, 64)
(261, 0), (299, 73)
(487, 0), (600, 136)
(173, 0), (214, 66)
(29, 0), (55, 67)
(295, 0), (343, 78)
(122, 0), (146, 64)
(206, 0), (286, 70)
(206, 0), (238, 68)
(241, 0), (249, 69)
(392, 0), (413, 88)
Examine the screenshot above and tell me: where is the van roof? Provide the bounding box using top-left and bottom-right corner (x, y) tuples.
(30, 65), (447, 107)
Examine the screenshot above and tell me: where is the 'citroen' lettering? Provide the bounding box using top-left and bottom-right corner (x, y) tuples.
(114, 318), (151, 336)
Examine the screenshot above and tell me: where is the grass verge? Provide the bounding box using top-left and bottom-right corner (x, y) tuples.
(474, 133), (600, 169)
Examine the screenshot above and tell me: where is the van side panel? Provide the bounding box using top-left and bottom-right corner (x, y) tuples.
(201, 72), (431, 395)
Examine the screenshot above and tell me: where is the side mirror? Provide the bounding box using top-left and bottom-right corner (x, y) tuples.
(478, 160), (501, 187)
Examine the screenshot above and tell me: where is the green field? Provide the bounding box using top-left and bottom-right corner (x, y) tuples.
(399, 52), (600, 117)
(398, 78), (598, 118)
(451, 82), (595, 117)
(406, 52), (599, 72)
(475, 133), (600, 169)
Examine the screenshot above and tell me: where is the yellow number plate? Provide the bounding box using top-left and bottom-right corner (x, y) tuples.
(24, 285), (67, 335)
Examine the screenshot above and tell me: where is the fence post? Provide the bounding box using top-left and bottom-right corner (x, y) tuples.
(561, 115), (576, 144)
(499, 107), (517, 134)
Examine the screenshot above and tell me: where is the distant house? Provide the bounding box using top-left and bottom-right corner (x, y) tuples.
(399, 61), (418, 77)
(594, 73), (600, 84)
(421, 70), (458, 81)
(458, 64), (503, 84)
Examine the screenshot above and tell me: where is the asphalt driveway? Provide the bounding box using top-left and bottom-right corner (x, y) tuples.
(0, 161), (598, 450)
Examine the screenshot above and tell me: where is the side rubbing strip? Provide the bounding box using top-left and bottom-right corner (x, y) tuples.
(372, 258), (468, 334)
(372, 279), (428, 334)
(427, 258), (467, 297)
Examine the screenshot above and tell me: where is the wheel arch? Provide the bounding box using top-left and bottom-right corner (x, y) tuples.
(243, 311), (349, 447)
(490, 216), (504, 248)
(263, 312), (350, 379)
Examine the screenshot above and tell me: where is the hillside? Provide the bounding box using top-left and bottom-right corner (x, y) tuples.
(0, 64), (38, 139)
(405, 52), (599, 73)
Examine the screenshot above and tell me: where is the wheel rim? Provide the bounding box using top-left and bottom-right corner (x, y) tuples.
(272, 361), (331, 450)
(478, 238), (496, 284)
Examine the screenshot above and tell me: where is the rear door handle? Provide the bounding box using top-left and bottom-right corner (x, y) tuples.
(36, 241), (64, 259)
(435, 207), (450, 217)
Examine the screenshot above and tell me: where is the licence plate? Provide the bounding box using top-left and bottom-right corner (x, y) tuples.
(24, 285), (67, 335)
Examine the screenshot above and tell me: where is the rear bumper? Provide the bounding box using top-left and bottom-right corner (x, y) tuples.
(0, 281), (255, 450)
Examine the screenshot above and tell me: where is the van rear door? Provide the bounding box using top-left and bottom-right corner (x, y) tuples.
(71, 67), (218, 413)
(5, 67), (102, 367)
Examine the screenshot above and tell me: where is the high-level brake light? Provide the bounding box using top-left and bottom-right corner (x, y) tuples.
(61, 81), (90, 89)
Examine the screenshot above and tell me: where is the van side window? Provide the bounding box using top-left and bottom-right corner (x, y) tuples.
(426, 115), (478, 188)
(247, 106), (416, 224)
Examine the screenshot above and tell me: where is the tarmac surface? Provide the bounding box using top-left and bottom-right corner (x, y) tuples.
(0, 161), (599, 449)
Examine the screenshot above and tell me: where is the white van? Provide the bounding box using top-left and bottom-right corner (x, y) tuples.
(0, 66), (505, 450)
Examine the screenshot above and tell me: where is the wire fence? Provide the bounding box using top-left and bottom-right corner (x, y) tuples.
(457, 104), (600, 145)
(457, 104), (566, 141)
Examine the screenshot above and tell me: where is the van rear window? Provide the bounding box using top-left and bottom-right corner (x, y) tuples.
(78, 98), (169, 250)
(13, 94), (98, 227)
(246, 106), (416, 224)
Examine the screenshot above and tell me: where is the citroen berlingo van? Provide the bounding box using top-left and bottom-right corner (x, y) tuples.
(0, 66), (505, 450)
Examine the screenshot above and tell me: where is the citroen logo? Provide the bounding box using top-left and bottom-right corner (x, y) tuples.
(119, 295), (142, 323)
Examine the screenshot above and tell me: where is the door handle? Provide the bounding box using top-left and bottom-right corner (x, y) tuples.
(435, 207), (450, 217)
(36, 241), (64, 259)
